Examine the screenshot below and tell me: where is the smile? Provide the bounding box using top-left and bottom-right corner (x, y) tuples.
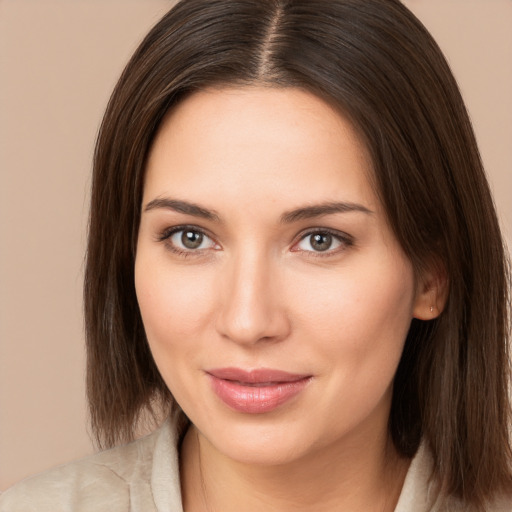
(206, 368), (312, 414)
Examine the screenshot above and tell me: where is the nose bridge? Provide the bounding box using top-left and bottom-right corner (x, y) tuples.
(216, 244), (288, 345)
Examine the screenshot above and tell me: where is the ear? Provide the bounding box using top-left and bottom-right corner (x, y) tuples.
(412, 261), (449, 320)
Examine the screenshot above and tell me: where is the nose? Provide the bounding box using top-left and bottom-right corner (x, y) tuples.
(215, 250), (291, 346)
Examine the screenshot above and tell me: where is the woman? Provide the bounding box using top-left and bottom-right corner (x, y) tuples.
(1, 0), (510, 510)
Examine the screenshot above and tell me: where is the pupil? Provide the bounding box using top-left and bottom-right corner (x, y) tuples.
(311, 233), (331, 251)
(182, 231), (203, 249)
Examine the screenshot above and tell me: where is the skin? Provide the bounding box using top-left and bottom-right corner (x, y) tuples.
(135, 86), (442, 511)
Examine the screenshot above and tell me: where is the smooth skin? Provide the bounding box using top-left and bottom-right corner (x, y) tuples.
(135, 87), (445, 512)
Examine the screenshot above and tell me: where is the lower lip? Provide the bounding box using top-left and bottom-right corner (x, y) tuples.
(208, 375), (311, 414)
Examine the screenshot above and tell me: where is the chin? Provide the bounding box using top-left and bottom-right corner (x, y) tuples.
(195, 413), (323, 467)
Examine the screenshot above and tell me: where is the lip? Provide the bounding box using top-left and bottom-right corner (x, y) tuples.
(206, 367), (312, 414)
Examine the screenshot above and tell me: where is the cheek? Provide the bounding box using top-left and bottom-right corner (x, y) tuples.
(134, 255), (216, 352)
(134, 256), (220, 409)
(283, 253), (416, 436)
(286, 253), (416, 367)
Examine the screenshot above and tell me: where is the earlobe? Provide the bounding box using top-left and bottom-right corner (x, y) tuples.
(412, 264), (449, 320)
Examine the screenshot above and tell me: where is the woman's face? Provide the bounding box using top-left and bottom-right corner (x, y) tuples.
(135, 87), (426, 465)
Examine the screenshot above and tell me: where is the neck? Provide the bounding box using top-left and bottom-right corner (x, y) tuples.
(180, 423), (410, 512)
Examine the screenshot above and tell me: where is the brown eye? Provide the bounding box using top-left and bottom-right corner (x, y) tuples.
(310, 233), (332, 251)
(164, 228), (218, 252)
(182, 230), (203, 249)
(295, 230), (349, 254)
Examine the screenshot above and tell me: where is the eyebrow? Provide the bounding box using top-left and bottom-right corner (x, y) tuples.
(143, 197), (372, 223)
(280, 201), (373, 223)
(144, 198), (220, 222)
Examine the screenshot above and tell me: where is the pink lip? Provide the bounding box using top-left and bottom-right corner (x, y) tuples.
(206, 368), (312, 414)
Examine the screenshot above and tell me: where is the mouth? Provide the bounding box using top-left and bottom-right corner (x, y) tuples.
(206, 367), (312, 414)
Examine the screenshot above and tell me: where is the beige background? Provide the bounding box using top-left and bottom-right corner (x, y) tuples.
(0, 0), (511, 491)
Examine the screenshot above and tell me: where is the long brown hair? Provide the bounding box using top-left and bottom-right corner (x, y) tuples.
(84, 0), (511, 507)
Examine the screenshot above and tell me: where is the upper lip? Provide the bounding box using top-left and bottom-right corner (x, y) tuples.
(206, 367), (310, 384)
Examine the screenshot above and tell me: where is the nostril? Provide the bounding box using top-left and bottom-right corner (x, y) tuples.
(216, 296), (291, 346)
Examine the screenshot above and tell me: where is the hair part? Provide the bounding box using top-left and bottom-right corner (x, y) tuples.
(85, 0), (512, 508)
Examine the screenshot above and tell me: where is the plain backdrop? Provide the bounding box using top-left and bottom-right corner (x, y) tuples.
(1, 0), (511, 490)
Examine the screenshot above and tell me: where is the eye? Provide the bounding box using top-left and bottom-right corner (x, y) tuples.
(158, 226), (219, 253)
(294, 229), (352, 254)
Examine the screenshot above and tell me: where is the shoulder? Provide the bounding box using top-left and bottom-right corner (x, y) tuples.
(395, 442), (512, 512)
(0, 427), (162, 512)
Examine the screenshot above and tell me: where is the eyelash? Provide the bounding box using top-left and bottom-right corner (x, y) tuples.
(292, 228), (354, 257)
(156, 225), (354, 257)
(156, 225), (219, 257)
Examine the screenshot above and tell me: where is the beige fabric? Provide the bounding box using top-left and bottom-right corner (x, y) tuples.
(1, 417), (510, 511)
(0, 419), (182, 512)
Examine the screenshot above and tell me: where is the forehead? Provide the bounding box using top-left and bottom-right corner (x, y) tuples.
(144, 86), (378, 213)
